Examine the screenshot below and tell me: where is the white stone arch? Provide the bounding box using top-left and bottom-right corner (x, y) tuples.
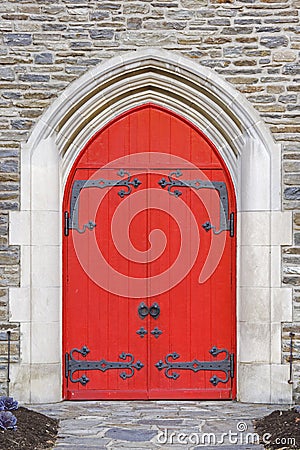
(9, 48), (293, 403)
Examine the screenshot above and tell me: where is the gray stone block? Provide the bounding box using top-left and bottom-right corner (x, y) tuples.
(3, 33), (32, 46)
(127, 18), (143, 30)
(90, 11), (110, 21)
(19, 73), (50, 82)
(0, 160), (18, 174)
(0, 68), (15, 81)
(89, 29), (114, 39)
(42, 23), (67, 31)
(105, 427), (157, 442)
(260, 35), (289, 48)
(98, 3), (121, 10)
(34, 53), (53, 64)
(279, 94), (297, 103)
(2, 92), (21, 99)
(285, 187), (300, 200)
(256, 26), (281, 33)
(283, 64), (300, 75)
(11, 119), (33, 130)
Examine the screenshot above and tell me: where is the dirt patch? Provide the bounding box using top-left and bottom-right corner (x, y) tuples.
(0, 407), (58, 450)
(254, 409), (300, 449)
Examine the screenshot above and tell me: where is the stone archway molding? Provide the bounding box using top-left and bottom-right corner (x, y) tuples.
(9, 48), (293, 403)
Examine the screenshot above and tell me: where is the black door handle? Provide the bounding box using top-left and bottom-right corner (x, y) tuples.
(138, 302), (160, 319)
(149, 303), (160, 319)
(138, 302), (149, 319)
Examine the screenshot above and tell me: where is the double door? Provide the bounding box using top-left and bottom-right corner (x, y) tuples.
(63, 167), (235, 400)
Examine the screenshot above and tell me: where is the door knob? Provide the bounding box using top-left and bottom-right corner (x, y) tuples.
(138, 302), (149, 319)
(149, 303), (160, 319)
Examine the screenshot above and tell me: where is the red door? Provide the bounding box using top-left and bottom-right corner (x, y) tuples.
(63, 104), (236, 400)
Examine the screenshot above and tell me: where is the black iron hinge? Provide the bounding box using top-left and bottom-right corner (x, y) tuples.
(65, 346), (144, 385)
(158, 170), (235, 236)
(155, 347), (234, 385)
(64, 170), (141, 236)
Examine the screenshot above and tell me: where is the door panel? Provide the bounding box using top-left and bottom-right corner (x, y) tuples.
(147, 170), (233, 399)
(64, 169), (149, 399)
(63, 104), (236, 400)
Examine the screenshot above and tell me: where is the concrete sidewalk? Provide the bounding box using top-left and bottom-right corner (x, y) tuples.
(29, 401), (285, 449)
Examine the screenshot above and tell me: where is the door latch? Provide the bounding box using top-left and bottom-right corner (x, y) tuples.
(149, 303), (160, 319)
(138, 302), (149, 319)
(138, 302), (160, 319)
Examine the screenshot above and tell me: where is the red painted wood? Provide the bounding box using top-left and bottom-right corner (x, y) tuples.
(63, 104), (236, 400)
(66, 388), (231, 401)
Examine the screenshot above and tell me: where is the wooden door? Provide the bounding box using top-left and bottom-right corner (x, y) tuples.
(63, 104), (236, 400)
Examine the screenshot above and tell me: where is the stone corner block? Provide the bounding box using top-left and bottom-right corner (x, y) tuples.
(237, 363), (271, 403)
(271, 211), (293, 246)
(271, 287), (293, 323)
(9, 211), (30, 245)
(270, 364), (293, 404)
(10, 363), (31, 403)
(30, 363), (62, 403)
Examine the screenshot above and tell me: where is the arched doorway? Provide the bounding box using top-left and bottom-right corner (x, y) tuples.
(63, 104), (236, 400)
(10, 49), (291, 404)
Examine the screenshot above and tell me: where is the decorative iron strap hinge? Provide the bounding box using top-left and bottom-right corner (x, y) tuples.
(64, 169), (142, 235)
(65, 346), (144, 385)
(155, 346), (234, 386)
(158, 170), (234, 236)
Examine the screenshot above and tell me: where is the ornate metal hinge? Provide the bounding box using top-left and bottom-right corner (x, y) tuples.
(64, 169), (142, 235)
(158, 170), (234, 236)
(155, 346), (234, 386)
(65, 346), (144, 385)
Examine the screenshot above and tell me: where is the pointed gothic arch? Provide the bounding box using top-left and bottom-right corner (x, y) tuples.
(9, 49), (292, 403)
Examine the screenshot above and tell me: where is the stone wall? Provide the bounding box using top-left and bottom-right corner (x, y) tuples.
(0, 0), (299, 398)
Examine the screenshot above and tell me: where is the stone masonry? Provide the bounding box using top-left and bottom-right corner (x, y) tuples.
(0, 0), (300, 398)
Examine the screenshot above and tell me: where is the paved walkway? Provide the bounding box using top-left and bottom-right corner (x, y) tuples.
(29, 401), (287, 449)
